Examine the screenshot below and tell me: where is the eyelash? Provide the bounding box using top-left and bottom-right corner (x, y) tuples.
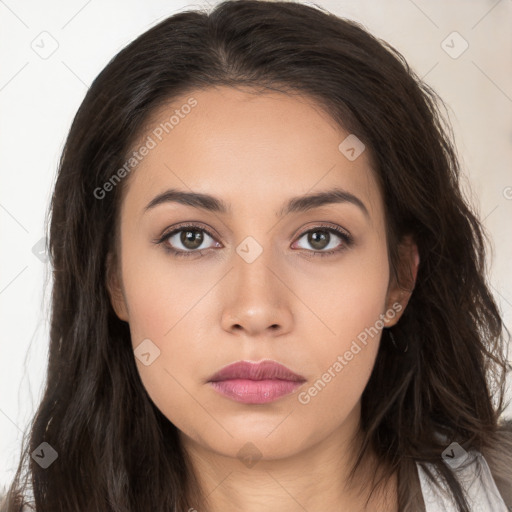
(154, 222), (353, 259)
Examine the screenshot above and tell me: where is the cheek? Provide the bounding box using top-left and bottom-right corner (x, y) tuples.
(118, 244), (219, 431)
(119, 237), (212, 343)
(298, 237), (390, 352)
(120, 264), (211, 436)
(293, 240), (389, 407)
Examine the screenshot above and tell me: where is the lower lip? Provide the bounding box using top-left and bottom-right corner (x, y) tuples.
(209, 379), (304, 404)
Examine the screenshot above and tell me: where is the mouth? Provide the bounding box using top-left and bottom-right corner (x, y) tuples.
(207, 360), (306, 404)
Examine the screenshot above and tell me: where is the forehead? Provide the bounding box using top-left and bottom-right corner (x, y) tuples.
(120, 86), (382, 222)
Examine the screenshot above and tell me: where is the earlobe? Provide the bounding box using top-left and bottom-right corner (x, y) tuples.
(384, 236), (420, 328)
(105, 252), (129, 322)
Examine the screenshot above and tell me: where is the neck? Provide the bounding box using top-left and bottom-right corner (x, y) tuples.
(179, 405), (398, 512)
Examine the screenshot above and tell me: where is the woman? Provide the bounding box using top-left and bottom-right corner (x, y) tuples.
(2, 1), (511, 510)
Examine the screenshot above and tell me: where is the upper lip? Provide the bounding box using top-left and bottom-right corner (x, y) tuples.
(208, 360), (306, 382)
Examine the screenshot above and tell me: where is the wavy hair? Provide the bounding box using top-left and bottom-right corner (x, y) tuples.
(2, 1), (511, 510)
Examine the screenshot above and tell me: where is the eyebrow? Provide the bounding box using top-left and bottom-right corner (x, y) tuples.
(144, 187), (370, 219)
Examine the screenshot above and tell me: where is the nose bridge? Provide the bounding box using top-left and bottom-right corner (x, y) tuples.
(220, 235), (293, 335)
(233, 235), (282, 303)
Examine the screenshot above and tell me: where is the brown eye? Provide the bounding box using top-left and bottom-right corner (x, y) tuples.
(293, 225), (352, 256)
(177, 229), (205, 250)
(305, 230), (330, 250)
(155, 223), (221, 257)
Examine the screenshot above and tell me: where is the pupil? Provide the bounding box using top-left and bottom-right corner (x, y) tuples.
(181, 230), (203, 249)
(309, 231), (329, 250)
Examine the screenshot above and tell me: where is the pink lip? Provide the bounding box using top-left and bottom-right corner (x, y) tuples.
(208, 360), (306, 404)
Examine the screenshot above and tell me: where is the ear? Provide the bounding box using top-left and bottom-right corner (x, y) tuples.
(105, 251), (129, 322)
(383, 235), (419, 328)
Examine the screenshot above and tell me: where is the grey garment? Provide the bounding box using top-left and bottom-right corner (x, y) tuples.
(416, 449), (509, 511)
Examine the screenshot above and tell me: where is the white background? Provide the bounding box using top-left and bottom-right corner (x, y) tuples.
(1, 0), (511, 492)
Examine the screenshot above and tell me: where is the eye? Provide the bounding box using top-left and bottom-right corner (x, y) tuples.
(154, 222), (353, 258)
(292, 224), (353, 257)
(155, 223), (221, 258)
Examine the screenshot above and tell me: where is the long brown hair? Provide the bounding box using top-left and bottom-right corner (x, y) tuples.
(2, 1), (511, 510)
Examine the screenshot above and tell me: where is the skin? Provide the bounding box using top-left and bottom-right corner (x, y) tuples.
(107, 85), (419, 511)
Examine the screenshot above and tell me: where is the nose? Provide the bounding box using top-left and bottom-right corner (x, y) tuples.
(220, 249), (294, 338)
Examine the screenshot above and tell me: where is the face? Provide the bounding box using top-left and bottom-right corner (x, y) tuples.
(106, 85), (418, 463)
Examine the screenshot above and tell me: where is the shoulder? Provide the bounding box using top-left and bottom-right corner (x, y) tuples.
(416, 428), (512, 511)
(481, 420), (512, 509)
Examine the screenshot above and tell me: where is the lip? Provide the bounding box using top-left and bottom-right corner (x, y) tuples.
(207, 360), (306, 404)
